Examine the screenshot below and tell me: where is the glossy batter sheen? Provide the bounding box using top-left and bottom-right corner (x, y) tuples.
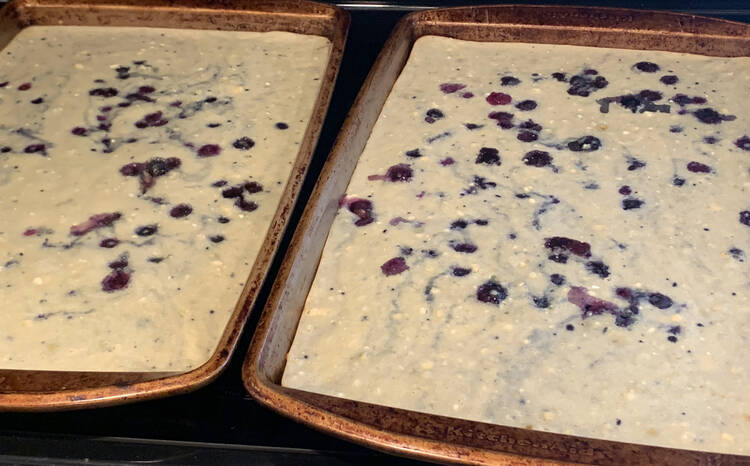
(284, 36), (750, 454)
(0, 26), (330, 371)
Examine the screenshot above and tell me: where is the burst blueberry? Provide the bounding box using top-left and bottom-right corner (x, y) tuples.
(381, 257), (408, 276)
(386, 164), (413, 182)
(544, 236), (591, 257)
(346, 198), (374, 226)
(486, 92), (512, 105)
(439, 83), (466, 94)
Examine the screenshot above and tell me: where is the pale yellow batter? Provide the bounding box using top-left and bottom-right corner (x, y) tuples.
(0, 26), (330, 371)
(284, 36), (750, 454)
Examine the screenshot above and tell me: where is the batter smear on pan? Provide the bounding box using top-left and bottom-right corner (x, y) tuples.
(0, 26), (330, 371)
(284, 36), (750, 454)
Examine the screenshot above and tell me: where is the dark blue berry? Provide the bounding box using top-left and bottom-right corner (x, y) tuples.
(222, 186), (244, 198)
(739, 210), (750, 227)
(135, 225), (157, 236)
(634, 62), (660, 72)
(89, 87), (118, 97)
(622, 198), (644, 210)
(660, 75), (678, 85)
(169, 204), (193, 218)
(548, 254), (568, 263)
(235, 197), (258, 212)
(585, 261), (610, 278)
(232, 137), (255, 150)
(99, 238), (120, 248)
(544, 236), (591, 258)
(500, 76), (520, 86)
(532, 296), (550, 308)
(694, 107), (735, 124)
(488, 111), (514, 129)
(425, 108), (444, 123)
(476, 280), (507, 305)
(648, 292), (673, 309)
(244, 181), (263, 193)
(405, 149), (422, 158)
(517, 131), (538, 142)
(687, 161), (711, 173)
(567, 136), (601, 152)
(735, 136), (750, 151)
(550, 274), (565, 286)
(102, 269), (130, 292)
(522, 150), (552, 167)
(24, 144), (45, 154)
(475, 147), (501, 165)
(515, 100), (537, 111)
(452, 242), (477, 253)
(451, 266), (471, 277)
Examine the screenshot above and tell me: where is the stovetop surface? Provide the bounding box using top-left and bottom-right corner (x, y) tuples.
(0, 2), (747, 464)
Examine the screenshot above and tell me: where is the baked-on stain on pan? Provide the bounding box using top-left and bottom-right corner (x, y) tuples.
(242, 5), (750, 465)
(0, 0), (348, 411)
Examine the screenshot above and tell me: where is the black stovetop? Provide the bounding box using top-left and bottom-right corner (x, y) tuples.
(0, 2), (747, 464)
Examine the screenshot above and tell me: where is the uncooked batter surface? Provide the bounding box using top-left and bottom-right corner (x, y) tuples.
(283, 36), (750, 454)
(0, 26), (330, 371)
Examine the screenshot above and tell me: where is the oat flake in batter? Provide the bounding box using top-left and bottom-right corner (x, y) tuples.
(0, 26), (330, 371)
(284, 36), (750, 454)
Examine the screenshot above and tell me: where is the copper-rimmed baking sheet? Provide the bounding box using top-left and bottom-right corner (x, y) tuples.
(0, 0), (348, 411)
(243, 5), (750, 465)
